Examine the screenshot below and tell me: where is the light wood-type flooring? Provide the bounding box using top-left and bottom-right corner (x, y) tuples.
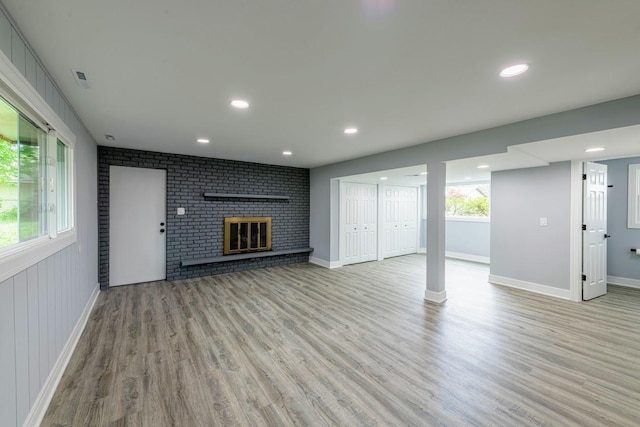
(43, 255), (640, 426)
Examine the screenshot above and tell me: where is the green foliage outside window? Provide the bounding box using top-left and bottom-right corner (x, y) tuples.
(445, 184), (490, 217)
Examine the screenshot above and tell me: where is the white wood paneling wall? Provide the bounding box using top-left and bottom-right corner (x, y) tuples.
(0, 245), (95, 425)
(0, 6), (99, 426)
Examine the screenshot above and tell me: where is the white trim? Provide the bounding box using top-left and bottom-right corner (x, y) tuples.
(569, 160), (584, 302)
(445, 251), (490, 264)
(628, 164), (640, 228)
(608, 275), (640, 289)
(488, 274), (571, 300)
(23, 284), (100, 427)
(309, 256), (342, 269)
(418, 247), (427, 254)
(0, 231), (76, 283)
(424, 289), (447, 304)
(0, 47), (75, 145)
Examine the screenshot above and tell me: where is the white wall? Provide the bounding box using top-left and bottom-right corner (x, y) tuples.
(0, 7), (98, 427)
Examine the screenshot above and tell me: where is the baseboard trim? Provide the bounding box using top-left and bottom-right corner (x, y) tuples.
(424, 290), (447, 304)
(445, 251), (490, 264)
(488, 274), (571, 300)
(309, 256), (342, 269)
(608, 275), (640, 289)
(23, 284), (100, 427)
(418, 248), (427, 254)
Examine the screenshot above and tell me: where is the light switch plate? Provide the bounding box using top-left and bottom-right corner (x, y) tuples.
(540, 217), (548, 227)
(177, 207), (185, 215)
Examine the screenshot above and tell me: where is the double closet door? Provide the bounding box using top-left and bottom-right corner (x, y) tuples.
(340, 182), (378, 265)
(383, 186), (418, 258)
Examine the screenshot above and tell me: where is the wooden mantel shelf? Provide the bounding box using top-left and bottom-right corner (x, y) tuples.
(203, 192), (289, 200)
(181, 247), (313, 267)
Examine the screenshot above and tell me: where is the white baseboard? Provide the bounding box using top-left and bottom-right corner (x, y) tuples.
(445, 251), (490, 264)
(424, 289), (447, 304)
(309, 256), (342, 269)
(488, 275), (571, 300)
(608, 275), (640, 289)
(23, 284), (100, 427)
(418, 247), (427, 254)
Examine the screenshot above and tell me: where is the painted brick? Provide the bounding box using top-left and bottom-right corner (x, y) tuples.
(98, 146), (310, 288)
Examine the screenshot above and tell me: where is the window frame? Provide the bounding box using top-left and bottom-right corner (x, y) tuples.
(628, 164), (640, 229)
(445, 181), (491, 221)
(0, 47), (76, 283)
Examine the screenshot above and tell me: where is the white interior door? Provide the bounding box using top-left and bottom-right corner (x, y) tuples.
(360, 184), (378, 262)
(383, 186), (418, 258)
(583, 162), (608, 300)
(340, 182), (378, 265)
(110, 166), (167, 286)
(383, 186), (401, 258)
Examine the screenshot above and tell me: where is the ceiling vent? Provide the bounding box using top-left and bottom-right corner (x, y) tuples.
(71, 69), (90, 89)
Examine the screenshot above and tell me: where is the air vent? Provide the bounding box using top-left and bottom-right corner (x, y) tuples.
(105, 134), (115, 141)
(71, 69), (90, 89)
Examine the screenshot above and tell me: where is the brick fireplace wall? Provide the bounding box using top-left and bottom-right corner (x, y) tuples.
(98, 146), (309, 288)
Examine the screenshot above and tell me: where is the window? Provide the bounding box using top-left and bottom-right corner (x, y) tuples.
(0, 94), (74, 253)
(57, 139), (71, 232)
(0, 47), (76, 282)
(0, 95), (48, 248)
(446, 182), (490, 218)
(629, 164), (640, 229)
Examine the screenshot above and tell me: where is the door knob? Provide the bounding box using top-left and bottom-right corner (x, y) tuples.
(604, 234), (611, 238)
(160, 222), (165, 226)
(160, 229), (165, 233)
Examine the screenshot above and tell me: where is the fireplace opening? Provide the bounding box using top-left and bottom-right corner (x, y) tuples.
(224, 217), (272, 255)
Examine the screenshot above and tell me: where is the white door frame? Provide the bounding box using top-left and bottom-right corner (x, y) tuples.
(569, 160), (583, 301)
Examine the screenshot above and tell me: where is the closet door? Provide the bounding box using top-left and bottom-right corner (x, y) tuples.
(383, 186), (401, 258)
(340, 182), (378, 265)
(383, 186), (419, 258)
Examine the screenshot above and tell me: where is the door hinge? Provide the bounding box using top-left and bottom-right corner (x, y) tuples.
(581, 274), (587, 281)
(582, 174), (587, 180)
(582, 224), (586, 231)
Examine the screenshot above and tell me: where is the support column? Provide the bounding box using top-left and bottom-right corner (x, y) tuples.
(425, 161), (447, 303)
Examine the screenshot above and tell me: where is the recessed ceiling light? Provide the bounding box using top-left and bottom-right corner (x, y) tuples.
(197, 138), (210, 144)
(282, 151), (292, 156)
(105, 134), (115, 141)
(420, 171), (428, 175)
(585, 147), (606, 153)
(477, 164), (490, 169)
(380, 176), (388, 181)
(499, 63), (529, 78)
(230, 99), (250, 109)
(344, 127), (358, 135)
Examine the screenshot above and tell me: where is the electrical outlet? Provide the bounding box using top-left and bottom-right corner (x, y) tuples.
(540, 217), (548, 227)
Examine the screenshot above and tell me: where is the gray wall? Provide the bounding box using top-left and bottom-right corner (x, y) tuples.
(0, 6), (98, 427)
(310, 95), (640, 263)
(600, 157), (640, 280)
(446, 220), (490, 258)
(98, 146), (310, 286)
(490, 162), (571, 289)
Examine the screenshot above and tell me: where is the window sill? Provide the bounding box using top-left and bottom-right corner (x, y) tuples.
(445, 216), (490, 223)
(0, 229), (77, 283)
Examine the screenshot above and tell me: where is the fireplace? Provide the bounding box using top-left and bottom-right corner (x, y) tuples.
(224, 217), (272, 255)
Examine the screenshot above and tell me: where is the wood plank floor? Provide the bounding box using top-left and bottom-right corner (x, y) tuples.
(43, 255), (640, 426)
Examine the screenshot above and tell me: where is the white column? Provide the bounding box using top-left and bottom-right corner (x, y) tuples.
(425, 161), (447, 303)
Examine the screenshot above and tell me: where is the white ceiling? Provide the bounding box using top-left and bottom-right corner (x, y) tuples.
(3, 1), (640, 168)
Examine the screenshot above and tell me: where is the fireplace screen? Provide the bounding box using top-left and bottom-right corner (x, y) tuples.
(224, 217), (272, 255)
